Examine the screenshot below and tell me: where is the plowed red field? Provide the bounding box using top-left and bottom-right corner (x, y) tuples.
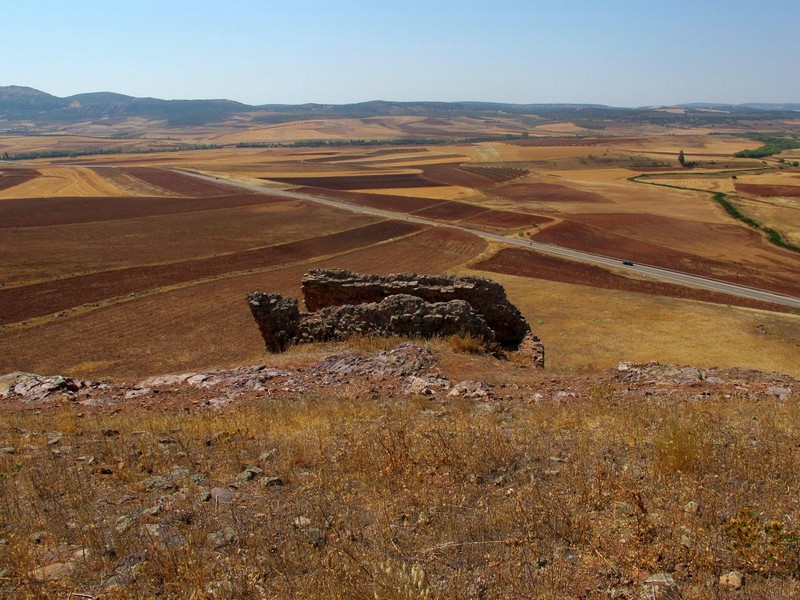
(418, 164), (496, 188)
(533, 220), (800, 296)
(0, 220), (422, 325)
(475, 248), (790, 312)
(265, 173), (445, 189)
(0, 194), (290, 228)
(464, 210), (550, 228)
(294, 186), (550, 230)
(735, 183), (800, 197)
(415, 202), (489, 220)
(491, 183), (609, 203)
(296, 187), (441, 212)
(120, 168), (242, 197)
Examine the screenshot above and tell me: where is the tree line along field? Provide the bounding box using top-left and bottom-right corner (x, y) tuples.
(0, 123), (799, 378)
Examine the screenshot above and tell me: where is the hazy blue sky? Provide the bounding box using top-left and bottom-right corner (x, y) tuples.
(4, 0), (798, 106)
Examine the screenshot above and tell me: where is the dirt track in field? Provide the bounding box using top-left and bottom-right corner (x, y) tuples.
(475, 248), (791, 313)
(0, 220), (422, 325)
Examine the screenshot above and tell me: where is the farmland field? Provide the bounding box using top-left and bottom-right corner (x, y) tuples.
(1, 116), (799, 377)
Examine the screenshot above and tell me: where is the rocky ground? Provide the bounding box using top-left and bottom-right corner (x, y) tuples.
(1, 343), (794, 411)
(0, 343), (798, 598)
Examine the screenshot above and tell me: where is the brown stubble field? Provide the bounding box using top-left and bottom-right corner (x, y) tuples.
(1, 119), (800, 378)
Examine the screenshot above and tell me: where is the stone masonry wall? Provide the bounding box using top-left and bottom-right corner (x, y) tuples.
(301, 269), (530, 348)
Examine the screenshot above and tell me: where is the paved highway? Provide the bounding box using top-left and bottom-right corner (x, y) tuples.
(178, 170), (800, 309)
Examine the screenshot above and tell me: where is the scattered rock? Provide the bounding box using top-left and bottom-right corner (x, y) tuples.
(293, 516), (312, 529)
(236, 465), (262, 483)
(210, 487), (236, 504)
(641, 573), (680, 600)
(719, 570), (743, 590)
(765, 386), (791, 400)
(141, 476), (178, 492)
(404, 374), (451, 396)
(447, 380), (491, 399)
(125, 388), (151, 400)
(207, 527), (238, 549)
(0, 372), (81, 402)
(263, 476), (284, 487)
(312, 343), (437, 379)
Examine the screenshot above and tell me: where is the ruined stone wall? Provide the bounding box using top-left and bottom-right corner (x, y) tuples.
(247, 292), (496, 352)
(301, 269), (530, 348)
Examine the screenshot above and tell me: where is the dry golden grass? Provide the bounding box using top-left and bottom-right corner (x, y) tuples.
(0, 167), (127, 199)
(1, 380), (798, 598)
(463, 270), (800, 377)
(737, 198), (800, 246)
(357, 186), (475, 200)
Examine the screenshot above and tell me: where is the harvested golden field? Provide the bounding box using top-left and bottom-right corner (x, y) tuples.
(0, 166), (127, 198)
(465, 270), (800, 377)
(2, 125), (799, 380)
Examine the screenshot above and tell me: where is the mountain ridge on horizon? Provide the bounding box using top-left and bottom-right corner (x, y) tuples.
(1, 85), (798, 129)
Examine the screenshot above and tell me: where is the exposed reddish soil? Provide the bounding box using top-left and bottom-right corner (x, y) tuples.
(415, 202), (489, 221)
(119, 168), (243, 197)
(264, 173), (445, 190)
(294, 187), (551, 230)
(464, 211), (549, 228)
(0, 194), (291, 229)
(533, 220), (800, 297)
(0, 220), (423, 325)
(417, 164), (496, 188)
(735, 183), (800, 197)
(490, 182), (610, 203)
(510, 137), (644, 147)
(458, 166), (529, 184)
(476, 248), (791, 313)
(296, 187), (442, 212)
(0, 168), (38, 191)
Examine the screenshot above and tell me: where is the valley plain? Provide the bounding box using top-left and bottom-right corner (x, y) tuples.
(2, 96), (800, 599)
(1, 106), (799, 377)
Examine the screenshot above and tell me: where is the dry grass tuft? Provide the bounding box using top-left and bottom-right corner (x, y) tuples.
(1, 385), (799, 598)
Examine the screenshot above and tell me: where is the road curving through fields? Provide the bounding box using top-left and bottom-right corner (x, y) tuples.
(175, 170), (800, 309)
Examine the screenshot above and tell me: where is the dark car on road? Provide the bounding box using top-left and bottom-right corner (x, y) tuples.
(622, 260), (634, 266)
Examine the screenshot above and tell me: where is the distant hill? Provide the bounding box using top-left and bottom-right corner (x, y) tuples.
(0, 85), (798, 129)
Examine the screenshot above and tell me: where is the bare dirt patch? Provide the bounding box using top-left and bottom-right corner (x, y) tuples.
(263, 173), (445, 190)
(491, 182), (610, 203)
